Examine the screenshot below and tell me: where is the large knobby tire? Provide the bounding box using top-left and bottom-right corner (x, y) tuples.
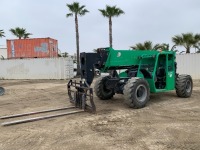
(0, 87), (5, 96)
(176, 74), (193, 98)
(123, 78), (150, 109)
(94, 76), (114, 100)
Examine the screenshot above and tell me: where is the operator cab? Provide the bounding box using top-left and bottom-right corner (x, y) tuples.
(155, 53), (175, 90)
(155, 54), (166, 89)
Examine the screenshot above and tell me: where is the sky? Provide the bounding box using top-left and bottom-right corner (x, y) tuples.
(1, 0), (200, 54)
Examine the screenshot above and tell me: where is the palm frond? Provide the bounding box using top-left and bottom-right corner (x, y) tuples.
(172, 33), (200, 53)
(172, 35), (183, 45)
(130, 46), (136, 50)
(99, 5), (124, 18)
(78, 5), (86, 12)
(131, 43), (146, 50)
(144, 41), (153, 50)
(154, 44), (162, 50)
(171, 45), (176, 51)
(10, 27), (30, 39)
(131, 41), (163, 50)
(194, 34), (200, 40)
(79, 9), (89, 16)
(99, 9), (109, 17)
(23, 33), (32, 39)
(10, 28), (16, 35)
(66, 2), (89, 17)
(0, 29), (5, 37)
(66, 13), (73, 17)
(66, 3), (76, 12)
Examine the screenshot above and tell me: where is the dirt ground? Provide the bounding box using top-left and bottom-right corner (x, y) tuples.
(0, 79), (200, 150)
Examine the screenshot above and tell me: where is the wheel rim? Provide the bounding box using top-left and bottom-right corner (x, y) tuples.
(102, 78), (113, 95)
(135, 85), (147, 102)
(186, 80), (192, 93)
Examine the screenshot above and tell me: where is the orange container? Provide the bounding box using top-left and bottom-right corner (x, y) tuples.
(7, 38), (58, 59)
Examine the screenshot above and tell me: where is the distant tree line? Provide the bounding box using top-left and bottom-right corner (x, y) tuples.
(131, 33), (200, 53)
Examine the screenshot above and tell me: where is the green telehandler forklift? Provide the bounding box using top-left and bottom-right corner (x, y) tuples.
(0, 47), (192, 126)
(68, 47), (192, 112)
(0, 48), (193, 126)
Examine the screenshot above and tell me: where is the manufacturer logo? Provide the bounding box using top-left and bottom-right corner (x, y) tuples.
(117, 52), (121, 57)
(168, 72), (173, 77)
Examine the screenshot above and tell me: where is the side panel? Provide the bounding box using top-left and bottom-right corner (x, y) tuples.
(0, 58), (74, 79)
(146, 79), (156, 93)
(104, 49), (159, 69)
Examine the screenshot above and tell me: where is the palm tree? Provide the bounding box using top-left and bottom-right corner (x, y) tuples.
(99, 5), (124, 48)
(0, 30), (5, 38)
(66, 2), (89, 76)
(131, 41), (161, 50)
(159, 43), (178, 52)
(61, 52), (69, 57)
(172, 33), (200, 53)
(10, 27), (32, 39)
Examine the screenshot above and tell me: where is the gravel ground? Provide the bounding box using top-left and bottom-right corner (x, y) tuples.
(0, 79), (200, 150)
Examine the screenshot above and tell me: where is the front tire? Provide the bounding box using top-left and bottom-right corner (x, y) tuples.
(94, 76), (114, 100)
(123, 78), (150, 108)
(0, 87), (5, 96)
(176, 74), (193, 98)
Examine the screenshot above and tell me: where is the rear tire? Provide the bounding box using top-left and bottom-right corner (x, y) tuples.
(123, 78), (150, 108)
(176, 74), (193, 98)
(94, 76), (114, 100)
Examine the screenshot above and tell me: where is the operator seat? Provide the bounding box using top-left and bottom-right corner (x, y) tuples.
(157, 67), (166, 79)
(156, 67), (166, 89)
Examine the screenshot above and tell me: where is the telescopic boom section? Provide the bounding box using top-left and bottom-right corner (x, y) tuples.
(80, 47), (160, 83)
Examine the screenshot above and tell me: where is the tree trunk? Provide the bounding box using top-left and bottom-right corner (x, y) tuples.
(75, 14), (81, 76)
(186, 48), (190, 53)
(109, 17), (112, 48)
